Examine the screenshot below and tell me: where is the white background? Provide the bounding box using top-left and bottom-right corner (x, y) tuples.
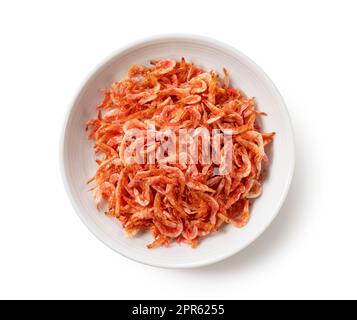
(0, 0), (356, 300)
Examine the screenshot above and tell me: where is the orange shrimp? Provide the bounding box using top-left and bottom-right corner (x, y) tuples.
(85, 58), (274, 248)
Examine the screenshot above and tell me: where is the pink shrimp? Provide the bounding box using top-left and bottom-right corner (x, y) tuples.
(152, 59), (176, 76)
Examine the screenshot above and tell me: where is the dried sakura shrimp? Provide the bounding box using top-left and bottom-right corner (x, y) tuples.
(85, 58), (275, 248)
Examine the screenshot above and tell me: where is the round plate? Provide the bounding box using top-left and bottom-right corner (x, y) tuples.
(61, 35), (295, 268)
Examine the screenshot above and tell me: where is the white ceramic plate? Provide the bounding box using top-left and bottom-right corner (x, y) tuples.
(61, 35), (295, 269)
